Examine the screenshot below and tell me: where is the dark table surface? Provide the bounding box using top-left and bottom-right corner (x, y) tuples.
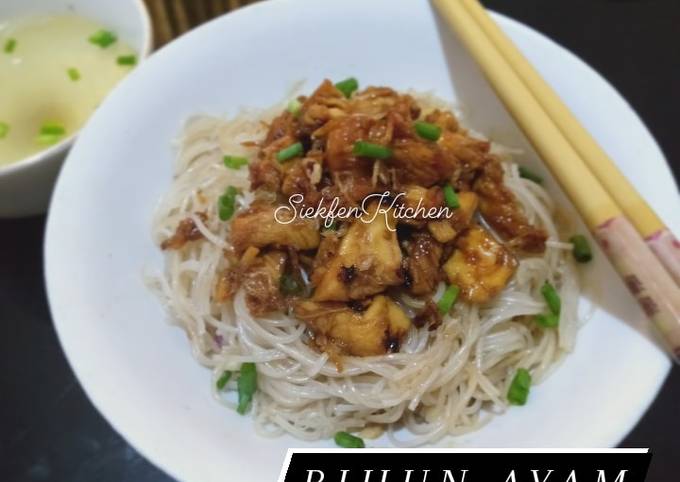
(2, 1), (679, 481)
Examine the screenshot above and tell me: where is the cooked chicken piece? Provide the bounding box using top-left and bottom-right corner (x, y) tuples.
(249, 157), (282, 192)
(214, 246), (265, 303)
(250, 109), (313, 193)
(351, 87), (420, 121)
(402, 185), (442, 208)
(443, 225), (517, 304)
(230, 201), (320, 254)
(424, 109), (459, 133)
(213, 247), (286, 315)
(390, 137), (454, 186)
(398, 185), (445, 227)
(251, 127), (304, 192)
(298, 80), (349, 135)
(403, 232), (443, 296)
(473, 159), (547, 253)
(295, 295), (411, 357)
(426, 191), (478, 243)
(313, 87), (420, 171)
(426, 220), (457, 244)
(161, 213), (207, 250)
(439, 131), (490, 189)
(280, 159), (313, 197)
(389, 127), (488, 188)
(329, 169), (386, 205)
(450, 191), (479, 228)
(366, 115), (395, 146)
(214, 268), (239, 302)
(312, 204), (403, 301)
(280, 155), (324, 207)
(313, 115), (373, 172)
(310, 235), (341, 287)
(241, 250), (287, 316)
(262, 111), (300, 148)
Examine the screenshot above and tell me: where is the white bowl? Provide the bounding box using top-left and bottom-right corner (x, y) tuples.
(0, 0), (152, 218)
(45, 0), (679, 481)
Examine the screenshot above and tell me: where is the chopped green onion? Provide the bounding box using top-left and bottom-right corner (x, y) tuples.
(40, 122), (66, 136)
(36, 122), (66, 145)
(236, 363), (257, 415)
(216, 371), (232, 390)
(507, 368), (532, 405)
(67, 68), (81, 81)
(414, 121), (442, 142)
(534, 313), (559, 328)
(335, 77), (358, 98)
(518, 166), (543, 184)
(88, 30), (117, 48)
(437, 284), (460, 314)
(334, 431), (365, 448)
(442, 184), (460, 209)
(287, 99), (302, 116)
(117, 55), (137, 66)
(0, 122), (9, 139)
(540, 281), (561, 316)
(569, 234), (593, 263)
(352, 141), (392, 159)
(218, 186), (239, 221)
(4, 38), (16, 54)
(280, 273), (303, 296)
(223, 155), (248, 170)
(277, 142), (304, 163)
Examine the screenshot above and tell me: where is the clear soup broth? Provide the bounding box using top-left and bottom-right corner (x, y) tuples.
(0, 14), (137, 167)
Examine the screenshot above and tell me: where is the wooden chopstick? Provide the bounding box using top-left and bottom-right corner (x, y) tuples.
(432, 0), (680, 362)
(460, 0), (680, 285)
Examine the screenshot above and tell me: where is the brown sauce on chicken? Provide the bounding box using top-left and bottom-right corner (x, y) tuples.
(162, 80), (548, 361)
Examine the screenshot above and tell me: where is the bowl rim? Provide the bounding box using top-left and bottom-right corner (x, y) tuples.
(0, 0), (154, 176)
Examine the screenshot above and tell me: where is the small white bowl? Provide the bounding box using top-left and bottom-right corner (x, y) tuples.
(0, 0), (152, 218)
